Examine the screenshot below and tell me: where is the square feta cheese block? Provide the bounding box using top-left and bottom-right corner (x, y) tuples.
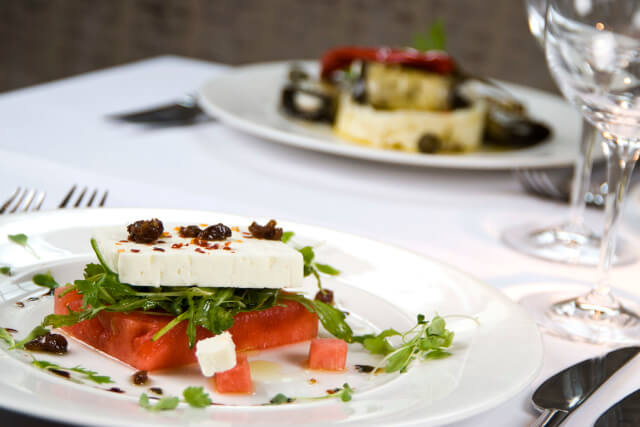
(195, 332), (236, 377)
(94, 224), (303, 288)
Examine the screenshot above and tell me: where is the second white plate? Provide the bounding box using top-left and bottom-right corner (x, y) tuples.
(199, 61), (592, 170)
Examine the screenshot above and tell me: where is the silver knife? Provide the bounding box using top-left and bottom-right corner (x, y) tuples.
(595, 388), (640, 426)
(531, 346), (640, 427)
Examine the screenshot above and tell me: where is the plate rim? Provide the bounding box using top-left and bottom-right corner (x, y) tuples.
(197, 60), (585, 170)
(0, 208), (543, 426)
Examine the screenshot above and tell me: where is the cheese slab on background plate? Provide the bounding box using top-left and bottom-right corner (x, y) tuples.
(94, 225), (303, 288)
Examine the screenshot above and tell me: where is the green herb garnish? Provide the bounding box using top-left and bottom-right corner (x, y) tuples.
(281, 231), (295, 244)
(0, 327), (15, 346)
(32, 271), (60, 289)
(268, 383), (353, 405)
(0, 266), (11, 276)
(31, 359), (114, 384)
(182, 386), (212, 408)
(281, 232), (340, 288)
(8, 233), (40, 259)
(412, 18), (446, 51)
(139, 393), (180, 412)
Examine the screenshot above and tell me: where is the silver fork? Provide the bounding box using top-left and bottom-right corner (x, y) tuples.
(58, 185), (108, 208)
(0, 188), (46, 214)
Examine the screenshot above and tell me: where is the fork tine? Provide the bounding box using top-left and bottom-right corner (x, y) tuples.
(99, 190), (108, 207)
(74, 187), (88, 207)
(59, 185), (77, 208)
(33, 191), (46, 211)
(9, 189), (28, 214)
(0, 187), (21, 214)
(21, 189), (36, 211)
(86, 189), (98, 207)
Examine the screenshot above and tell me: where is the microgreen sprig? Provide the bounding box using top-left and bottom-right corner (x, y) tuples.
(268, 383), (354, 405)
(139, 386), (214, 411)
(281, 232), (340, 289)
(8, 233), (40, 259)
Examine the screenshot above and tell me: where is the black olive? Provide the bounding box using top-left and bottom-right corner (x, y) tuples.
(484, 113), (552, 148)
(417, 134), (443, 154)
(248, 220), (283, 240)
(314, 289), (334, 304)
(127, 219), (164, 243)
(288, 64), (309, 83)
(24, 333), (68, 354)
(198, 223), (232, 241)
(280, 84), (336, 123)
(179, 225), (201, 238)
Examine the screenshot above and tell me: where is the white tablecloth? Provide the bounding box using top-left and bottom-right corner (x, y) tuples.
(1, 56), (640, 426)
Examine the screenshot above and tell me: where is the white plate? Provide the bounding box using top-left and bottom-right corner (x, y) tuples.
(198, 61), (592, 170)
(0, 209), (542, 426)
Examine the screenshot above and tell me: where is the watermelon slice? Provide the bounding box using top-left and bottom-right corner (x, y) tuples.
(214, 353), (253, 394)
(54, 287), (318, 371)
(308, 338), (348, 371)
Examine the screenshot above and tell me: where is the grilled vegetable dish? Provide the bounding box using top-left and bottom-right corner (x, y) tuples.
(280, 46), (551, 154)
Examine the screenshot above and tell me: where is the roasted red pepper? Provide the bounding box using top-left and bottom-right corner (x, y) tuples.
(320, 46), (456, 80)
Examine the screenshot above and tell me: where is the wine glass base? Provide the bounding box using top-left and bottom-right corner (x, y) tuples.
(501, 221), (636, 266)
(515, 284), (640, 344)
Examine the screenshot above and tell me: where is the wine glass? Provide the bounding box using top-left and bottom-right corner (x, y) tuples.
(502, 0), (629, 266)
(522, 0), (640, 343)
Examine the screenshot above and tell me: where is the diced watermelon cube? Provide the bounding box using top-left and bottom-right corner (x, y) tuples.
(308, 338), (348, 371)
(214, 353), (253, 394)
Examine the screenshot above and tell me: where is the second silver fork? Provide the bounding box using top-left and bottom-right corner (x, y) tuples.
(58, 185), (108, 208)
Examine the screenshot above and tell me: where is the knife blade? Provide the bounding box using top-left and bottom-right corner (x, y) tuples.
(595, 388), (640, 427)
(108, 94), (210, 126)
(531, 346), (640, 427)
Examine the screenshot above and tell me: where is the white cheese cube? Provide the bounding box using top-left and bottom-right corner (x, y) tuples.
(93, 224), (303, 288)
(195, 332), (237, 377)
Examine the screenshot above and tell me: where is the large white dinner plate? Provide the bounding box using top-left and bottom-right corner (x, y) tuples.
(0, 209), (542, 426)
(198, 61), (589, 170)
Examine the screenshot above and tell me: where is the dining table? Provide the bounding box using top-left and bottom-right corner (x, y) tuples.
(1, 55), (640, 427)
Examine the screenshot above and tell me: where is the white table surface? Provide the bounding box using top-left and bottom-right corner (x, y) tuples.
(1, 55), (640, 427)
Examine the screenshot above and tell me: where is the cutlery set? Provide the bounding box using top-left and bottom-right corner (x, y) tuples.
(532, 346), (640, 426)
(0, 185), (108, 214)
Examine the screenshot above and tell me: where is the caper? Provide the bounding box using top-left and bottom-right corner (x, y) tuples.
(417, 134), (443, 154)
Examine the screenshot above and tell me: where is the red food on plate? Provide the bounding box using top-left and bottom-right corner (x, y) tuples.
(320, 46), (456, 80)
(214, 353), (253, 394)
(308, 338), (348, 371)
(54, 288), (318, 371)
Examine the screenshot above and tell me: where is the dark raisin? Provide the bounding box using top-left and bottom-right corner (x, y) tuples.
(149, 387), (163, 395)
(2, 327), (17, 334)
(314, 289), (334, 304)
(48, 368), (70, 378)
(127, 219), (164, 243)
(354, 364), (375, 373)
(178, 225), (202, 238)
(132, 370), (149, 385)
(248, 220), (283, 240)
(24, 333), (68, 354)
(109, 387), (125, 393)
(15, 302), (24, 308)
(417, 134), (442, 154)
(198, 223), (232, 241)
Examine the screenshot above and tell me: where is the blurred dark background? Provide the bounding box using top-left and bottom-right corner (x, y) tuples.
(0, 0), (557, 94)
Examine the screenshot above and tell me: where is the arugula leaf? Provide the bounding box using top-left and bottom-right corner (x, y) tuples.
(359, 329), (400, 355)
(31, 359), (114, 384)
(183, 386), (212, 408)
(32, 271), (60, 289)
(412, 18), (447, 51)
(299, 246), (315, 265)
(0, 266), (11, 276)
(314, 263), (340, 275)
(0, 327), (15, 346)
(281, 231), (294, 244)
(139, 393), (180, 411)
(69, 366), (113, 384)
(10, 325), (50, 350)
(8, 234), (28, 246)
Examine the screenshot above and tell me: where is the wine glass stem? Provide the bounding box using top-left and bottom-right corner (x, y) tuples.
(567, 119), (597, 229)
(595, 138), (640, 297)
